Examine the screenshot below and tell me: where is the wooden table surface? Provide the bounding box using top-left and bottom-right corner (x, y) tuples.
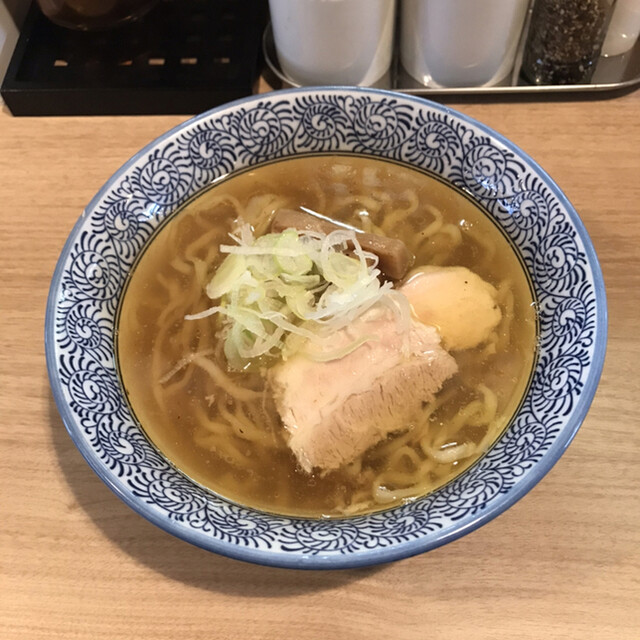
(1, 86), (639, 639)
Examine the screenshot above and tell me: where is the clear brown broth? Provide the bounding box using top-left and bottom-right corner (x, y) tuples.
(117, 155), (537, 517)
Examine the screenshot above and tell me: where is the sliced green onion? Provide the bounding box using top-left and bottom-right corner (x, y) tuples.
(186, 222), (405, 369)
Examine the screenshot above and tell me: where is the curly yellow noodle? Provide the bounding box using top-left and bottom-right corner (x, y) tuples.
(203, 243), (221, 268)
(333, 194), (384, 215)
(370, 189), (392, 206)
(194, 404), (229, 438)
(190, 355), (264, 402)
(440, 222), (463, 245)
(420, 204), (444, 237)
(467, 222), (497, 270)
(217, 402), (276, 447)
(155, 272), (198, 327)
(170, 256), (193, 276)
(388, 445), (424, 471)
(378, 190), (420, 233)
(363, 383), (500, 507)
(198, 193), (243, 215)
(149, 320), (178, 412)
(160, 366), (197, 398)
(479, 332), (499, 358)
(191, 401), (265, 467)
(193, 429), (252, 467)
(427, 442), (476, 464)
(157, 349), (214, 385)
(183, 228), (221, 263)
(374, 481), (432, 504)
(308, 181), (327, 215)
(356, 214), (385, 236)
(367, 428), (416, 462)
(495, 280), (515, 352)
(243, 193), (290, 236)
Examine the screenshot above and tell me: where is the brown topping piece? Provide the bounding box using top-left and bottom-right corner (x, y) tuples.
(270, 208), (413, 280)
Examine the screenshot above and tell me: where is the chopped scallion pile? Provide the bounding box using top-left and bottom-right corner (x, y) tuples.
(185, 222), (404, 369)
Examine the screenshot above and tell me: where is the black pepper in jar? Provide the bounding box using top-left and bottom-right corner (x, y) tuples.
(522, 0), (616, 84)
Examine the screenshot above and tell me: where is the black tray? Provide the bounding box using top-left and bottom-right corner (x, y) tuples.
(1, 0), (268, 116)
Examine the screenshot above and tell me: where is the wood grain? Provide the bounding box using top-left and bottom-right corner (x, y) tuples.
(1, 88), (639, 640)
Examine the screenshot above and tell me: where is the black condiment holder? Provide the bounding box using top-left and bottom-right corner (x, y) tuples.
(1, 0), (269, 116)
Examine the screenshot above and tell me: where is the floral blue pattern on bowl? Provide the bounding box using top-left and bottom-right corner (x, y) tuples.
(45, 88), (606, 569)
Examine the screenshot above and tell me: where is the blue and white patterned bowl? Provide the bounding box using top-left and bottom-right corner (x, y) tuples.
(45, 88), (606, 569)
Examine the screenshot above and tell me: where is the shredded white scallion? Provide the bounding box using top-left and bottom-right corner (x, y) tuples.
(185, 222), (405, 369)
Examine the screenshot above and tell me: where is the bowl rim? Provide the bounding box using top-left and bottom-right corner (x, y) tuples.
(45, 86), (608, 569)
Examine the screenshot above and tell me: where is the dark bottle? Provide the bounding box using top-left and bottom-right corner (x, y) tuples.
(521, 0), (617, 84)
(36, 0), (159, 30)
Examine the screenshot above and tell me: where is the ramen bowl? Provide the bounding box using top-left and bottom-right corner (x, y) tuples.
(45, 87), (606, 569)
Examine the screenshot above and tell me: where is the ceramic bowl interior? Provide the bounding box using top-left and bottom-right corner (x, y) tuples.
(46, 88), (606, 569)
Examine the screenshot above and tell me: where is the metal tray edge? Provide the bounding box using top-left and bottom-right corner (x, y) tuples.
(262, 24), (640, 97)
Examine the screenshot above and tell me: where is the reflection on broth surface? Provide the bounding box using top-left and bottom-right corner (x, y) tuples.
(117, 155), (537, 517)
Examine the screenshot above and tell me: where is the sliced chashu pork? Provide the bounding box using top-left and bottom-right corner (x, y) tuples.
(269, 305), (457, 473)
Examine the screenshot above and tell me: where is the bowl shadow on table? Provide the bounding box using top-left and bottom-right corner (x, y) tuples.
(48, 391), (382, 593)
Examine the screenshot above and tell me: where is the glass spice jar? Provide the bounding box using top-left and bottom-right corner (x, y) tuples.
(36, 0), (159, 31)
(521, 0), (617, 84)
